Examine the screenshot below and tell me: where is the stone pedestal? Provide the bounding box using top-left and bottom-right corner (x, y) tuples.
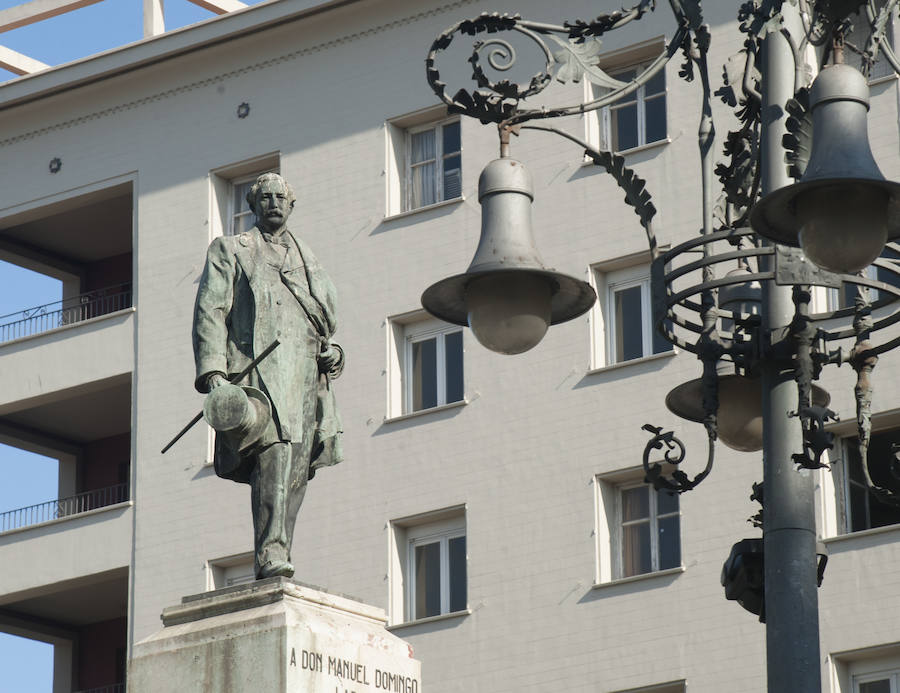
(129, 577), (422, 692)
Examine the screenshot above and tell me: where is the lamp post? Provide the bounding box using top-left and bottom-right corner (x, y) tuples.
(420, 1), (900, 691)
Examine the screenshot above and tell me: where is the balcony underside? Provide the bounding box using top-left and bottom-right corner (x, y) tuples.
(0, 372), (131, 446)
(0, 182), (131, 271)
(0, 567), (127, 628)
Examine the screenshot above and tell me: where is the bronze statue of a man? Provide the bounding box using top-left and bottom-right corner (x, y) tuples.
(192, 172), (343, 579)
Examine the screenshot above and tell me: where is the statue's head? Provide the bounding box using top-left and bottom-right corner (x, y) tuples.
(247, 173), (296, 232)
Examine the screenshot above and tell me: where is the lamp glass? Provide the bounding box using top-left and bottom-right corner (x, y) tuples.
(717, 376), (763, 452)
(797, 183), (888, 273)
(466, 273), (552, 354)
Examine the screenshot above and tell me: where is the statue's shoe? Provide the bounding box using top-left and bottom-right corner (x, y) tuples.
(258, 560), (295, 579)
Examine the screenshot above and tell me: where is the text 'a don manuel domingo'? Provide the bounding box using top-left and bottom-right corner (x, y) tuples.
(290, 647), (420, 692)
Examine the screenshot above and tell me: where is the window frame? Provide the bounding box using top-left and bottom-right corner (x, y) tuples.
(833, 646), (900, 693)
(404, 117), (462, 212)
(389, 506), (468, 626)
(585, 59), (667, 154)
(591, 261), (672, 369)
(617, 480), (681, 579)
(407, 523), (467, 621)
(607, 271), (654, 364)
(594, 469), (683, 585)
(403, 322), (463, 414)
(387, 312), (465, 419)
(836, 428), (900, 534)
(854, 671), (900, 693)
(207, 551), (255, 590)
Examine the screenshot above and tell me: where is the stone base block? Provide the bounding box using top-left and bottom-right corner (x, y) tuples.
(129, 577), (421, 692)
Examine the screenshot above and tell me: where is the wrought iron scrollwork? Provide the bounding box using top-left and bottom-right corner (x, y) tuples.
(641, 423), (714, 493)
(425, 3), (693, 127)
(789, 285), (837, 469)
(849, 280), (900, 505)
(749, 481), (764, 528)
(790, 404), (838, 468)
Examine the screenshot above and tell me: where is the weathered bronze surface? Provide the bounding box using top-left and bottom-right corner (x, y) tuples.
(193, 173), (344, 579)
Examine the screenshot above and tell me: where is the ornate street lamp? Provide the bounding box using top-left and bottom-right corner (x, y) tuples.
(420, 2), (900, 692)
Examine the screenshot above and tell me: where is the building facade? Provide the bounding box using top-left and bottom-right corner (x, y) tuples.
(1, 0), (900, 691)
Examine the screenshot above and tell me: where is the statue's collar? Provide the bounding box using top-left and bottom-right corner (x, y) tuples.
(260, 229), (291, 246)
(238, 228), (295, 248)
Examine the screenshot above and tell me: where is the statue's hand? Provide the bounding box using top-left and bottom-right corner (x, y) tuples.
(318, 346), (341, 372)
(207, 372), (229, 390)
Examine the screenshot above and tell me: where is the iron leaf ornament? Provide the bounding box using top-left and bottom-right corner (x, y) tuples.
(562, 0), (656, 40)
(783, 87), (812, 180)
(424, 2), (695, 127)
(546, 35), (618, 86)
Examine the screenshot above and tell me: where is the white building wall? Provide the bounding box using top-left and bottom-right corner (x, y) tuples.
(0, 0), (899, 691)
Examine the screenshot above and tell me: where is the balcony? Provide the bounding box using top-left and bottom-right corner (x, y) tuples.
(0, 569), (129, 693)
(0, 283), (132, 345)
(0, 483), (129, 534)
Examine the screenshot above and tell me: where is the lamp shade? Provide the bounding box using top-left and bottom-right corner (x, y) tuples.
(665, 372), (831, 452)
(750, 64), (900, 273)
(422, 157), (596, 354)
(718, 266), (762, 319)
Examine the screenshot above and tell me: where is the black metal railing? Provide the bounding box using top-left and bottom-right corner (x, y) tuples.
(0, 282), (133, 344)
(0, 483), (129, 533)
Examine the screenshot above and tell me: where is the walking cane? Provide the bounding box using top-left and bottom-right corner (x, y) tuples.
(160, 339), (280, 454)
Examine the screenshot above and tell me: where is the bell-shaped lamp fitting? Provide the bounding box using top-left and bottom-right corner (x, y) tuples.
(422, 157), (596, 354)
(751, 64), (900, 273)
(718, 266), (762, 332)
(665, 367), (831, 452)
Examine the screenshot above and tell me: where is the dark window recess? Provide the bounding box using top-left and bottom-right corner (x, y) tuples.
(844, 428), (900, 533)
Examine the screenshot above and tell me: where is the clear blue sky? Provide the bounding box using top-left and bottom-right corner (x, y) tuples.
(0, 2), (267, 690)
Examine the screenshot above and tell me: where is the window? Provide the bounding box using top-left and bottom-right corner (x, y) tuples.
(389, 507), (467, 624)
(595, 471), (682, 583)
(409, 526), (467, 620)
(838, 428), (900, 533)
(592, 263), (672, 368)
(207, 552), (255, 590)
(406, 119), (461, 211)
(618, 482), (681, 578)
(835, 648), (900, 693)
(387, 313), (464, 417)
(829, 245), (900, 310)
(386, 108), (462, 216)
(587, 60), (666, 153)
(855, 672), (900, 693)
(209, 153), (280, 239)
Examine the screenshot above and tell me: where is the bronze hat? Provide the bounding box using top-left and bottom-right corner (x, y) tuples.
(203, 384), (274, 453)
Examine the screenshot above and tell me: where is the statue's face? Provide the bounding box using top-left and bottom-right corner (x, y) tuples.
(255, 179), (293, 232)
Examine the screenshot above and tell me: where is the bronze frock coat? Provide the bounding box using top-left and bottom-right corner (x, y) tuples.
(192, 227), (343, 483)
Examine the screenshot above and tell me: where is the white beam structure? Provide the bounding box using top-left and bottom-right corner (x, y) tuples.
(0, 44), (49, 75)
(187, 0), (247, 15)
(143, 0), (164, 37)
(0, 0), (104, 34)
